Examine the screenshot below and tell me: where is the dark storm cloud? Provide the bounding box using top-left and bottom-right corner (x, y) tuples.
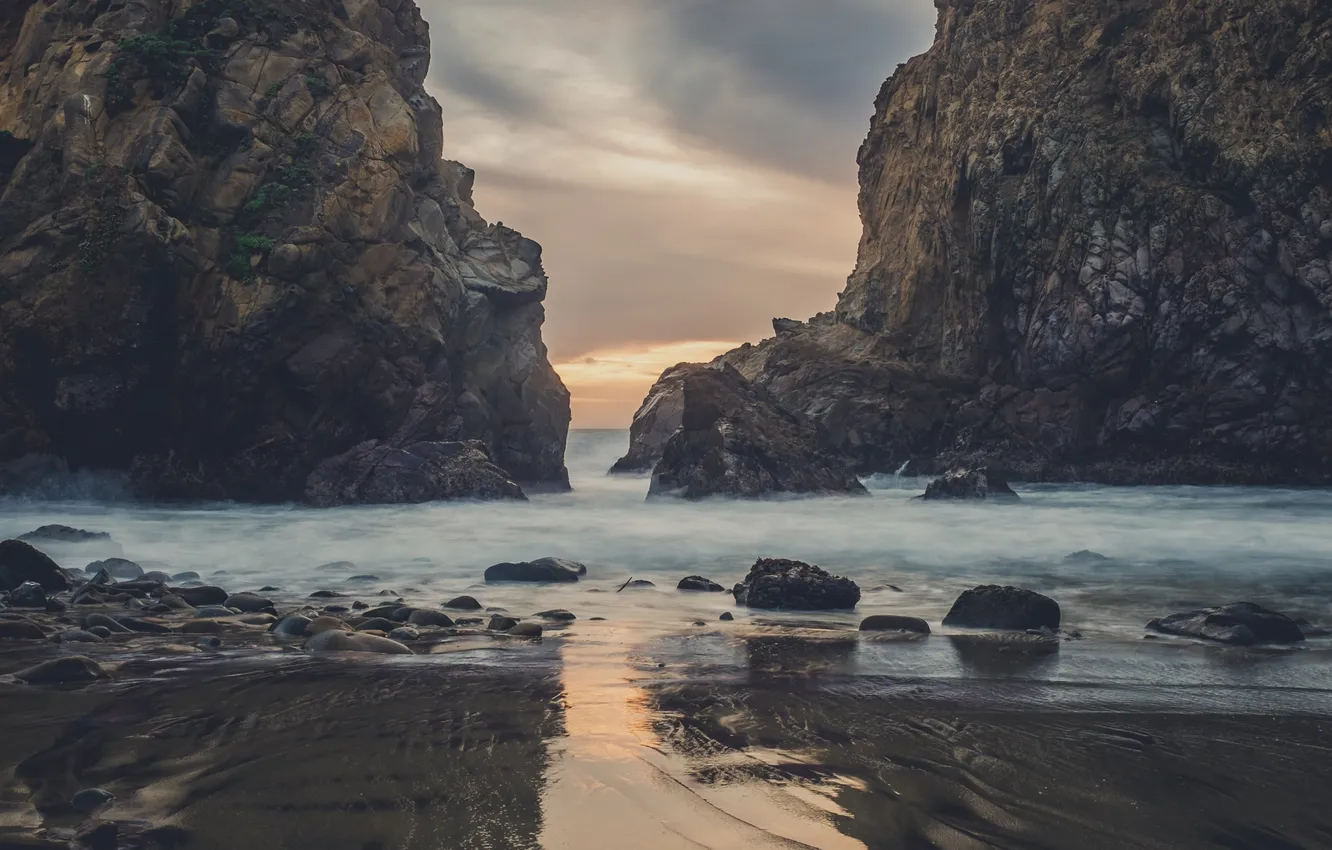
(635, 0), (935, 178)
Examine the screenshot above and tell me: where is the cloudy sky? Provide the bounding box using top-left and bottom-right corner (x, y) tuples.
(418, 0), (938, 426)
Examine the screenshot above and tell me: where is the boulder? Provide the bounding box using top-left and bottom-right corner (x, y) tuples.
(0, 619), (46, 639)
(18, 525), (110, 543)
(305, 440), (527, 506)
(507, 623), (543, 638)
(388, 627), (420, 642)
(305, 630), (413, 654)
(55, 629), (104, 644)
(16, 655), (108, 683)
(1063, 550), (1110, 564)
(719, 612), (734, 621)
(0, 539), (72, 592)
(443, 595), (483, 610)
(406, 609), (454, 628)
(9, 581), (46, 608)
(272, 615), (313, 636)
(70, 788), (116, 813)
(859, 615), (931, 634)
(942, 586), (1060, 630)
(677, 576), (725, 592)
(920, 468), (1019, 502)
(83, 613), (133, 634)
(87, 558), (144, 579)
(485, 557), (584, 583)
(534, 609), (576, 622)
(1147, 602), (1305, 646)
(223, 593), (273, 613)
(731, 558), (860, 610)
(488, 614), (520, 631)
(355, 617), (398, 632)
(176, 586), (229, 607)
(639, 364), (865, 500)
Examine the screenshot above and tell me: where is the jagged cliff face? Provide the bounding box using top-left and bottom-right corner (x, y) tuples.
(722, 0), (1332, 483)
(0, 0), (569, 500)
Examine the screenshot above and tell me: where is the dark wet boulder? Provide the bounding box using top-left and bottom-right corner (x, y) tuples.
(1063, 550), (1110, 564)
(83, 613), (133, 634)
(621, 579), (655, 589)
(305, 439), (527, 506)
(1147, 602), (1305, 646)
(86, 558), (144, 579)
(859, 615), (931, 634)
(118, 617), (172, 634)
(345, 575), (381, 583)
(389, 627), (420, 642)
(171, 571), (201, 582)
(719, 611), (734, 621)
(443, 595), (483, 610)
(18, 525), (110, 543)
(677, 576), (725, 592)
(488, 614), (520, 631)
(54, 629), (104, 644)
(535, 609), (576, 622)
(308, 590), (343, 599)
(223, 593), (273, 613)
(732, 558), (860, 610)
(485, 557), (584, 583)
(355, 617), (398, 633)
(0, 619), (46, 639)
(77, 821), (119, 850)
(70, 788), (116, 814)
(9, 581), (46, 608)
(16, 655), (108, 684)
(176, 585), (229, 607)
(942, 585), (1060, 630)
(507, 622), (543, 638)
(316, 561), (356, 572)
(271, 615), (313, 636)
(0, 539), (72, 592)
(640, 363), (866, 500)
(305, 630), (413, 654)
(920, 468), (1019, 501)
(406, 609), (454, 628)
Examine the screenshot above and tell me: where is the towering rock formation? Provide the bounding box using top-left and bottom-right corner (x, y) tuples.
(0, 0), (569, 501)
(626, 0), (1332, 484)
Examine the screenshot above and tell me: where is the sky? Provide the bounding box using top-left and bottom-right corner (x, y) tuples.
(417, 0), (938, 427)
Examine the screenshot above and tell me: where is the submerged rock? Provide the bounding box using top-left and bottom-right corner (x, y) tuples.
(640, 364), (865, 500)
(406, 609), (454, 628)
(1147, 602), (1305, 646)
(16, 655), (109, 684)
(305, 630), (412, 655)
(18, 525), (110, 543)
(272, 615), (313, 637)
(305, 440), (528, 507)
(484, 557), (584, 583)
(443, 595), (483, 610)
(175, 586), (229, 607)
(87, 558), (144, 579)
(534, 609), (576, 622)
(859, 615), (930, 634)
(677, 576), (726, 592)
(488, 614), (520, 631)
(1064, 550), (1111, 564)
(0, 540), (72, 592)
(507, 623), (543, 638)
(732, 558), (860, 611)
(943, 586), (1061, 631)
(70, 788), (116, 814)
(0, 619), (46, 640)
(223, 593), (273, 613)
(920, 468), (1019, 502)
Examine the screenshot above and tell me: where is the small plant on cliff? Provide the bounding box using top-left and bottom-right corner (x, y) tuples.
(265, 81), (284, 98)
(76, 176), (127, 275)
(304, 73), (332, 98)
(226, 233), (275, 280)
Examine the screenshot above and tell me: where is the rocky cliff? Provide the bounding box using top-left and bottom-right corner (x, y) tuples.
(710, 0), (1332, 484)
(0, 0), (569, 501)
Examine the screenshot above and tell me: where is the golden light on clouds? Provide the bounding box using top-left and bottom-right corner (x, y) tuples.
(554, 340), (742, 428)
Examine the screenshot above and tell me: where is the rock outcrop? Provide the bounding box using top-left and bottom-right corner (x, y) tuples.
(942, 586), (1061, 631)
(1147, 601), (1305, 646)
(731, 558), (861, 610)
(920, 468), (1020, 501)
(627, 363), (864, 500)
(0, 0), (569, 502)
(629, 0), (1332, 485)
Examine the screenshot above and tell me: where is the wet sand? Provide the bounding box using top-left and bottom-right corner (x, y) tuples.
(2, 624), (1330, 850)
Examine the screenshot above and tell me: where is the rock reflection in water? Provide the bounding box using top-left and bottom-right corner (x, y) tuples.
(645, 670), (1332, 849)
(743, 633), (859, 679)
(0, 655), (565, 850)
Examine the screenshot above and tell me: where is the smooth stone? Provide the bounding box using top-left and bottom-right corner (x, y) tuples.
(54, 629), (104, 644)
(443, 595), (483, 610)
(258, 585), (280, 592)
(622, 579), (655, 589)
(720, 612), (734, 621)
(859, 615), (931, 634)
(18, 525), (110, 543)
(237, 614), (276, 626)
(534, 609), (576, 622)
(196, 636), (222, 648)
(306, 616), (350, 635)
(177, 620), (223, 634)
(194, 606), (237, 618)
(388, 627), (419, 642)
(455, 617), (483, 626)
(324, 605), (350, 613)
(157, 593), (194, 610)
(9, 581), (47, 608)
(352, 600), (369, 610)
(484, 557), (585, 583)
(1147, 602), (1305, 646)
(70, 788), (116, 813)
(308, 590), (344, 598)
(176, 586), (229, 607)
(272, 614), (313, 636)
(83, 613), (132, 634)
(942, 585), (1061, 631)
(17, 656), (108, 684)
(507, 622), (543, 638)
(406, 609), (454, 627)
(143, 571), (174, 584)
(355, 617), (398, 632)
(86, 558), (143, 579)
(389, 606), (417, 622)
(118, 617), (172, 634)
(488, 614), (520, 631)
(376, 589), (399, 596)
(0, 619), (45, 639)
(305, 630), (412, 654)
(0, 539), (73, 592)
(88, 625), (112, 639)
(223, 593), (273, 613)
(171, 571), (201, 581)
(677, 576), (725, 592)
(360, 605), (403, 619)
(345, 575), (381, 583)
(316, 561), (356, 571)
